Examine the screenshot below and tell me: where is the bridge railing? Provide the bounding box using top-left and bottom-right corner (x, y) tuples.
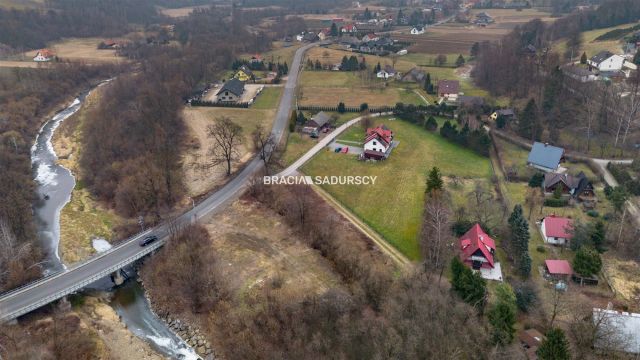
(0, 239), (165, 321)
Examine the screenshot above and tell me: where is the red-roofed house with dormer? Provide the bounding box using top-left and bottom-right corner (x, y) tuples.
(363, 124), (393, 160)
(459, 224), (496, 270)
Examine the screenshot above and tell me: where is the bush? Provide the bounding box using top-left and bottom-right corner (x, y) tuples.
(528, 173), (544, 188)
(586, 210), (599, 218)
(425, 116), (438, 131)
(536, 245), (546, 253)
(544, 198), (568, 207)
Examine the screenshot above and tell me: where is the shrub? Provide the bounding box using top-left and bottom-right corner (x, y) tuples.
(528, 173), (544, 188)
(544, 198), (568, 207)
(586, 210), (599, 218)
(536, 245), (546, 253)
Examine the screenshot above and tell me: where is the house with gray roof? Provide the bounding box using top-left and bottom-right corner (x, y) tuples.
(303, 111), (331, 133)
(216, 78), (245, 103)
(527, 142), (564, 172)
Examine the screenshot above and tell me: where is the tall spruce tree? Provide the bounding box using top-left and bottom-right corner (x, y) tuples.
(518, 99), (540, 141)
(537, 328), (571, 360)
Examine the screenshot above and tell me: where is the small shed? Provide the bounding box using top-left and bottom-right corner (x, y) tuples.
(545, 259), (572, 280)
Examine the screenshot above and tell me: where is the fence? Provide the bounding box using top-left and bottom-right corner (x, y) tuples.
(190, 100), (250, 108)
(297, 105), (396, 113)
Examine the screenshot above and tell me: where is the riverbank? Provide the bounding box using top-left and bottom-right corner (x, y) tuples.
(51, 84), (124, 264)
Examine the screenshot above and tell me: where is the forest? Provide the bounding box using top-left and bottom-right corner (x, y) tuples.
(80, 7), (272, 221)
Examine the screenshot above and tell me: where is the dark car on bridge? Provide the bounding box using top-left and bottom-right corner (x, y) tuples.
(139, 235), (158, 247)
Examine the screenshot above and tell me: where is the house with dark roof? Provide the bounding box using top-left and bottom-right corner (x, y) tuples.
(363, 124), (394, 160)
(474, 12), (494, 25)
(543, 172), (595, 202)
(216, 78), (245, 103)
(527, 142), (564, 172)
(459, 224), (496, 270)
(303, 111), (331, 133)
(490, 109), (516, 121)
(234, 65), (254, 82)
(541, 215), (573, 246)
(518, 328), (545, 359)
(377, 65), (397, 79)
(562, 65), (597, 82)
(588, 51), (626, 72)
(437, 80), (460, 101)
(401, 67), (426, 84)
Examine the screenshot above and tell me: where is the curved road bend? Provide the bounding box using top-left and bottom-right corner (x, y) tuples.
(0, 42), (318, 322)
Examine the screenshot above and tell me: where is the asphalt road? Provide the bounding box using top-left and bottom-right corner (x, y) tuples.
(0, 42), (317, 322)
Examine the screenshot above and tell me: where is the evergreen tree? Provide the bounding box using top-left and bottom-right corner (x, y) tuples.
(397, 9), (404, 25)
(455, 54), (466, 67)
(508, 205), (531, 275)
(315, 59), (322, 70)
(496, 114), (507, 129)
(591, 221), (606, 253)
(580, 51), (587, 64)
(450, 257), (487, 310)
(296, 111), (306, 124)
(518, 98), (540, 141)
(330, 22), (339, 37)
(359, 103), (368, 112)
(348, 56), (359, 71)
(573, 247), (602, 277)
(470, 42), (480, 57)
(425, 116), (438, 131)
(528, 173), (544, 187)
(537, 328), (571, 360)
(488, 284), (517, 345)
(520, 253), (532, 277)
(542, 67), (563, 116)
(425, 72), (432, 86)
(289, 110), (297, 132)
(283, 62), (288, 74)
(306, 58), (314, 69)
(340, 56), (349, 70)
(634, 51), (640, 65)
(364, 7), (371, 20)
(337, 102), (346, 113)
(426, 167), (443, 193)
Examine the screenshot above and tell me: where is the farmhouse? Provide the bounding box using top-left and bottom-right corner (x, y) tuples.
(588, 51), (626, 72)
(527, 142), (564, 172)
(216, 78), (245, 103)
(234, 65), (254, 82)
(562, 65), (597, 82)
(362, 33), (380, 42)
(474, 12), (494, 25)
(544, 259), (573, 281)
(459, 224), (496, 270)
(342, 24), (357, 34)
(437, 80), (460, 101)
(303, 111), (331, 134)
(593, 308), (640, 354)
(543, 172), (595, 202)
(318, 29), (331, 41)
(401, 68), (427, 84)
(410, 26), (425, 35)
(490, 109), (516, 121)
(541, 215), (573, 246)
(363, 124), (393, 160)
(33, 49), (55, 62)
(376, 65), (397, 79)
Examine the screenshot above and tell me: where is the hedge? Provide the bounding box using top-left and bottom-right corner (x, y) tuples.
(190, 100), (250, 108)
(543, 198), (569, 207)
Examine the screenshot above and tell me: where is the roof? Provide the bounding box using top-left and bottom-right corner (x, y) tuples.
(36, 49), (55, 57)
(237, 65), (254, 77)
(495, 109), (515, 117)
(543, 216), (574, 239)
(527, 142), (564, 170)
(343, 24), (356, 30)
(590, 50), (615, 64)
(545, 260), (572, 275)
(364, 149), (385, 159)
(365, 125), (393, 146)
(310, 111), (330, 127)
(543, 172), (587, 191)
(402, 67), (426, 82)
(438, 80), (460, 95)
(518, 329), (545, 348)
(217, 78), (245, 97)
(563, 65), (595, 77)
(383, 65), (396, 74)
(459, 223), (496, 268)
(593, 309), (640, 354)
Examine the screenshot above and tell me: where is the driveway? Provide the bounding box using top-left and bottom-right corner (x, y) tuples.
(328, 141), (364, 155)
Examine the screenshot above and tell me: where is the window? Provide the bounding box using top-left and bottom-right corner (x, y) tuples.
(373, 141), (377, 145)
(225, 91), (229, 96)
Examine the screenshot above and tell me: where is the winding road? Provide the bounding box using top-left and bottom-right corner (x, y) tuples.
(0, 42), (317, 322)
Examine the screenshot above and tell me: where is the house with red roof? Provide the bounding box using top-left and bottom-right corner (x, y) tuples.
(341, 24), (358, 34)
(459, 224), (496, 270)
(541, 215), (573, 246)
(318, 28), (331, 41)
(33, 49), (55, 62)
(363, 124), (393, 160)
(437, 79), (460, 102)
(544, 259), (572, 280)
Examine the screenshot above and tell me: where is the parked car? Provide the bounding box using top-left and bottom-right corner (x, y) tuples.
(139, 235), (158, 247)
(310, 129), (319, 138)
(334, 147), (342, 153)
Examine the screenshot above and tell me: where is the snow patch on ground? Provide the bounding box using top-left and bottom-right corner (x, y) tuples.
(146, 335), (200, 360)
(92, 238), (112, 253)
(35, 163), (57, 186)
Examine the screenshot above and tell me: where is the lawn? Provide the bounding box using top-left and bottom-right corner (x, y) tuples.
(553, 21), (640, 58)
(299, 86), (401, 108)
(302, 118), (493, 259)
(23, 37), (126, 64)
(280, 132), (318, 166)
(252, 87), (283, 109)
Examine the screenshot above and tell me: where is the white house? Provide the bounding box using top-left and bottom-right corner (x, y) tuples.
(541, 215), (573, 246)
(362, 33), (379, 42)
(33, 49), (55, 62)
(341, 24), (357, 34)
(363, 125), (393, 160)
(588, 51), (626, 72)
(410, 26), (425, 35)
(376, 65), (397, 79)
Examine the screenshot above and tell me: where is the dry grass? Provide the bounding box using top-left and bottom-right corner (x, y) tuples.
(24, 37), (126, 64)
(158, 5), (210, 18)
(603, 254), (640, 304)
(554, 21), (640, 57)
(0, 60), (48, 68)
(299, 86), (400, 107)
(204, 200), (343, 299)
(0, 0), (44, 9)
(181, 107), (276, 197)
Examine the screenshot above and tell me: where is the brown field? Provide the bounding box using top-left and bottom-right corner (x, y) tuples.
(0, 60), (48, 68)
(0, 0), (43, 9)
(181, 106), (276, 197)
(306, 47), (417, 71)
(394, 9), (556, 55)
(24, 38), (125, 64)
(158, 5), (211, 18)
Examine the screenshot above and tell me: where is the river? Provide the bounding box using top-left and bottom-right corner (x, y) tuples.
(30, 85), (199, 360)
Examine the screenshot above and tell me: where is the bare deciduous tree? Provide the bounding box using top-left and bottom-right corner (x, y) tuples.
(420, 190), (452, 281)
(524, 187), (543, 220)
(252, 124), (276, 174)
(207, 116), (244, 176)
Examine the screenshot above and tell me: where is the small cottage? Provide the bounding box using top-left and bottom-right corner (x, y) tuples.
(33, 49), (55, 62)
(216, 78), (245, 103)
(459, 224), (496, 270)
(541, 215), (573, 246)
(545, 260), (573, 281)
(303, 111), (331, 133)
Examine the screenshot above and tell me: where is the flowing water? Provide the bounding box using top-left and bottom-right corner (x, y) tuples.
(30, 85), (199, 359)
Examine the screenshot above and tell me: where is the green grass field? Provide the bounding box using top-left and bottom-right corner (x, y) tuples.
(553, 21), (640, 58)
(302, 118), (492, 259)
(252, 87), (283, 109)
